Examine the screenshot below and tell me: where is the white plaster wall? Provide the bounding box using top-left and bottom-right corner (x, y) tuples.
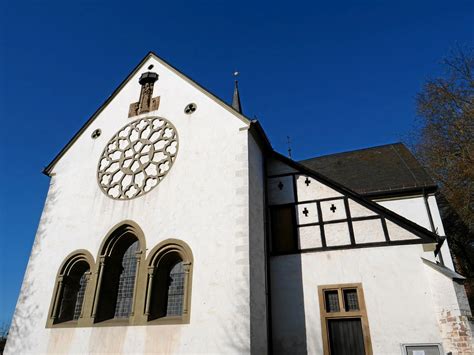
(271, 245), (444, 355)
(6, 56), (257, 354)
(427, 195), (455, 270)
(267, 160), (297, 176)
(376, 196), (432, 230)
(296, 175), (342, 202)
(377, 195), (456, 270)
(427, 195), (446, 236)
(424, 263), (473, 354)
(267, 176), (294, 205)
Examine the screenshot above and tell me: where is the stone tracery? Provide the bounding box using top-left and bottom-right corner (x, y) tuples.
(97, 117), (178, 200)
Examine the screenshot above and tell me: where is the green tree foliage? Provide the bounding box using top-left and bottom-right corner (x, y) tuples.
(415, 46), (474, 308)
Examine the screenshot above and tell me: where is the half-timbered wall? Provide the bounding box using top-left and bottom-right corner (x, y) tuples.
(266, 158), (429, 254)
(267, 156), (472, 355)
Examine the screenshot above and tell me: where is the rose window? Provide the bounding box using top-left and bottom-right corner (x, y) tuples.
(97, 117), (178, 200)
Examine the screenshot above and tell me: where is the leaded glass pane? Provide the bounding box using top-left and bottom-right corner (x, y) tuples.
(343, 289), (359, 312)
(325, 290), (340, 312)
(114, 241), (139, 318)
(166, 261), (184, 316)
(73, 272), (88, 320)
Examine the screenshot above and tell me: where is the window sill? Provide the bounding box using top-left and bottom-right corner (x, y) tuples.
(48, 319), (80, 328)
(146, 315), (189, 325)
(47, 315), (190, 328)
(93, 318), (132, 327)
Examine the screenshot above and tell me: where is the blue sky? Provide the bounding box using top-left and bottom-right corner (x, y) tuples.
(0, 0), (472, 326)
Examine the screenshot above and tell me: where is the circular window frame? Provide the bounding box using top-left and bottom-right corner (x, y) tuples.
(184, 103), (197, 115)
(96, 116), (179, 200)
(91, 129), (102, 139)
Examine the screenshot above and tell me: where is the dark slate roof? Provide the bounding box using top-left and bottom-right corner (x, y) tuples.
(299, 143), (437, 196)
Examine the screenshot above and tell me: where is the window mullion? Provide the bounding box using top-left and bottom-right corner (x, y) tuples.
(129, 250), (142, 317)
(144, 266), (155, 317)
(51, 276), (65, 321)
(91, 256), (106, 320)
(337, 288), (344, 313)
(182, 262), (191, 316)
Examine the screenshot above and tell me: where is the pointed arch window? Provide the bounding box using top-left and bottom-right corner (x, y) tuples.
(47, 251), (93, 326)
(92, 224), (145, 323)
(145, 239), (193, 324)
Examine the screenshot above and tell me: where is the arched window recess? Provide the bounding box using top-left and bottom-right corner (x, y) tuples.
(91, 221), (146, 324)
(145, 239), (193, 324)
(47, 250), (94, 327)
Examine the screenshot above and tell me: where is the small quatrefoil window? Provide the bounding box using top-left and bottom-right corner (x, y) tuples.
(184, 103), (197, 114)
(91, 129), (102, 139)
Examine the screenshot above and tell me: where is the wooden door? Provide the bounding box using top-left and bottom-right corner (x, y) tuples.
(328, 318), (365, 355)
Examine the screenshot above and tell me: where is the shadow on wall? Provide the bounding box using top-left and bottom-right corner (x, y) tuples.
(271, 254), (308, 355)
(222, 278), (252, 354)
(5, 180), (60, 354)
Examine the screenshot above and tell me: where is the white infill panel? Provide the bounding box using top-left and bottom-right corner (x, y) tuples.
(353, 219), (386, 244)
(296, 203), (318, 225)
(268, 176), (295, 205)
(324, 222), (351, 247)
(298, 226), (322, 249)
(267, 159), (298, 176)
(320, 199), (346, 222)
(296, 175), (342, 201)
(386, 220), (419, 241)
(348, 199), (377, 218)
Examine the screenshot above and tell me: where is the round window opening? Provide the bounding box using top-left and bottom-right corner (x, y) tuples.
(91, 129), (102, 139)
(97, 117), (179, 200)
(184, 103), (197, 114)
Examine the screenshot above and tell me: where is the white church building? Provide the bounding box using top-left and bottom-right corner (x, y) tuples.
(6, 52), (473, 355)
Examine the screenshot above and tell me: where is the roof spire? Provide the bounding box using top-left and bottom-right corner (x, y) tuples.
(232, 71), (242, 114)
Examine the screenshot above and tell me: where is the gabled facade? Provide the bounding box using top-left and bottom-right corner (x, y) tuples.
(5, 53), (473, 355)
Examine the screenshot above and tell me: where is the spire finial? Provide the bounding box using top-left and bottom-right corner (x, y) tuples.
(232, 71), (242, 114)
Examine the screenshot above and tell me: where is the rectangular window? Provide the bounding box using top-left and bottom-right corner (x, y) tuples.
(402, 344), (442, 355)
(343, 288), (359, 311)
(270, 205), (297, 254)
(324, 290), (340, 312)
(318, 283), (372, 355)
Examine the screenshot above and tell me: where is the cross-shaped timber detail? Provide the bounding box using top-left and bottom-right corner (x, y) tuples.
(129, 72), (160, 117)
(305, 177), (311, 186)
(302, 207), (309, 217)
(330, 204), (337, 213)
(278, 181), (284, 190)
